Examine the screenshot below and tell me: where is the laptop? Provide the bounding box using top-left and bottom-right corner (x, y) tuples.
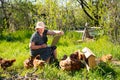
(51, 35), (61, 46)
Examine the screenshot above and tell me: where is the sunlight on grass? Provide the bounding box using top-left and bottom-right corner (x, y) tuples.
(0, 30), (120, 79)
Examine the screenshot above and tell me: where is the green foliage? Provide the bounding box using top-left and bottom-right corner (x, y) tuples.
(0, 30), (120, 79)
(0, 0), (120, 43)
(76, 0), (120, 43)
(0, 0), (89, 32)
(0, 30), (33, 41)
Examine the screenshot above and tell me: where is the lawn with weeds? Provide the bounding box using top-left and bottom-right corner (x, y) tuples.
(0, 30), (120, 80)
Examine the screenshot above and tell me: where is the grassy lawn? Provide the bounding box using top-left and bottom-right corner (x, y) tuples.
(0, 30), (120, 80)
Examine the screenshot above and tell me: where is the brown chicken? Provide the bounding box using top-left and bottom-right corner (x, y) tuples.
(0, 58), (16, 70)
(24, 56), (34, 69)
(33, 55), (45, 69)
(61, 55), (67, 60)
(100, 54), (112, 62)
(59, 56), (83, 71)
(59, 50), (86, 71)
(70, 50), (86, 61)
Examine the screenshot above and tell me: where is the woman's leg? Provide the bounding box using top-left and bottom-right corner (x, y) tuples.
(51, 46), (57, 60)
(45, 57), (50, 63)
(53, 49), (57, 59)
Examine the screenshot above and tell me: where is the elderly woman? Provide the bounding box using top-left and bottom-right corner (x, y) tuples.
(29, 21), (64, 63)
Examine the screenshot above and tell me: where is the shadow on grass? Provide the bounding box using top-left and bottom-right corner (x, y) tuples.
(0, 69), (19, 80)
(0, 30), (32, 42)
(62, 62), (116, 80)
(95, 62), (116, 79)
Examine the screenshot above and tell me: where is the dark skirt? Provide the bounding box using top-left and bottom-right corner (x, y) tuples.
(30, 46), (56, 61)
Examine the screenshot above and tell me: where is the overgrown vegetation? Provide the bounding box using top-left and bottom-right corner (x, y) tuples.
(0, 0), (120, 43)
(0, 30), (120, 80)
(0, 0), (120, 79)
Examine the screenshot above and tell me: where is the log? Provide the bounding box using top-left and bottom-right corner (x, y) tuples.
(82, 47), (96, 68)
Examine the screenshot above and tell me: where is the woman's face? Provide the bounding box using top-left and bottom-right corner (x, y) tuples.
(37, 23), (45, 34)
(37, 27), (44, 34)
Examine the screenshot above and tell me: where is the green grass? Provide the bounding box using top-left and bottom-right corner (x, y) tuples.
(0, 30), (120, 80)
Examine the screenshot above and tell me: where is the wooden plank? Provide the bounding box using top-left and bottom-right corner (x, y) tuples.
(75, 30), (85, 33)
(82, 28), (87, 41)
(76, 27), (94, 41)
(82, 47), (96, 68)
(51, 35), (61, 46)
(89, 27), (101, 29)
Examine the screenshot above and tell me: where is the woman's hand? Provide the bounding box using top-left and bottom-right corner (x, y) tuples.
(58, 31), (64, 35)
(41, 44), (47, 48)
(47, 30), (64, 36)
(53, 30), (64, 36)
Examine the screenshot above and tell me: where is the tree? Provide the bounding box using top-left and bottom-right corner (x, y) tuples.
(77, 0), (120, 43)
(0, 0), (37, 32)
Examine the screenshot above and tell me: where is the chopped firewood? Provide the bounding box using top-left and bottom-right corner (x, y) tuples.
(82, 47), (96, 69)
